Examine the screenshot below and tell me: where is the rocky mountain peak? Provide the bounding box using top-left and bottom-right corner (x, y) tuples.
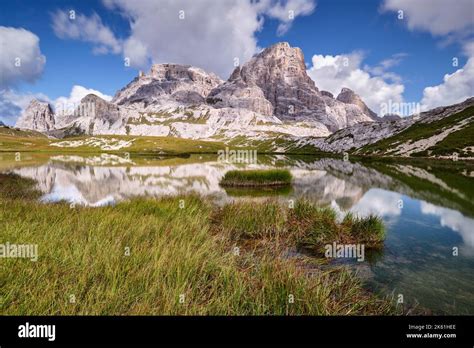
(235, 41), (314, 91)
(336, 87), (378, 120)
(256, 42), (304, 63)
(78, 94), (119, 120)
(15, 99), (55, 131)
(208, 42), (376, 130)
(150, 63), (221, 85)
(112, 63), (223, 106)
(208, 41), (321, 119)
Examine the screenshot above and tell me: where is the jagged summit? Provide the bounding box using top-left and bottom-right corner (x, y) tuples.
(112, 63), (223, 106)
(79, 94), (120, 122)
(336, 87), (378, 120)
(16, 99), (55, 131)
(208, 42), (375, 131)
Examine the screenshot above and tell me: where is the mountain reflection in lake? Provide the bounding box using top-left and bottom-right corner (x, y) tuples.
(2, 153), (473, 314)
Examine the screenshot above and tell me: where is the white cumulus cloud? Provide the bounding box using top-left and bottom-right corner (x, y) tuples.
(51, 10), (122, 54)
(381, 0), (474, 37)
(0, 27), (46, 88)
(53, 0), (316, 78)
(307, 52), (405, 114)
(263, 0), (316, 35)
(350, 188), (403, 218)
(382, 0), (474, 110)
(421, 56), (474, 110)
(420, 201), (474, 253)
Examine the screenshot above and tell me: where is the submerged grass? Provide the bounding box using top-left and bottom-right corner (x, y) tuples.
(0, 174), (395, 315)
(220, 169), (293, 187)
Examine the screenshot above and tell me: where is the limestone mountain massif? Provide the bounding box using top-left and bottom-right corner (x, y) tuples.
(14, 42), (378, 144)
(11, 41), (473, 157)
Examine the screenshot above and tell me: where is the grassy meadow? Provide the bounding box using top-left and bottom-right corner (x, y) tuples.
(0, 126), (225, 155)
(0, 173), (396, 315)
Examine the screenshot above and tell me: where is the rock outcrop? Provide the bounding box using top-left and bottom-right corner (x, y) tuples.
(16, 100), (55, 131)
(336, 87), (379, 120)
(320, 90), (334, 98)
(381, 114), (402, 122)
(113, 64), (223, 106)
(79, 94), (120, 123)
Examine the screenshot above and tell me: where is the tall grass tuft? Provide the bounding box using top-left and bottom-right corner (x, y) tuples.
(220, 169), (292, 187)
(216, 200), (288, 241)
(288, 200), (339, 250)
(342, 213), (385, 247)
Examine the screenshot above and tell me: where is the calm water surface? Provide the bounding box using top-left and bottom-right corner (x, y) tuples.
(1, 152), (473, 314)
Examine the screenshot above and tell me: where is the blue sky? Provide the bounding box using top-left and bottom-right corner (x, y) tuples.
(1, 0), (473, 124)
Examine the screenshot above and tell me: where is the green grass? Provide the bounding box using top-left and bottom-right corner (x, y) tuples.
(288, 201), (385, 252)
(0, 130), (226, 155)
(217, 201), (288, 240)
(342, 213), (385, 246)
(215, 199), (386, 253)
(220, 169), (293, 187)
(425, 121), (474, 157)
(358, 106), (474, 157)
(0, 126), (46, 138)
(0, 174), (396, 315)
(289, 200), (340, 250)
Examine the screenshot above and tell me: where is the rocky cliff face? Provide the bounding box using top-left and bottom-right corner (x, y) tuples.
(207, 42), (376, 131)
(336, 87), (378, 120)
(16, 100), (55, 131)
(208, 42), (319, 117)
(112, 64), (223, 107)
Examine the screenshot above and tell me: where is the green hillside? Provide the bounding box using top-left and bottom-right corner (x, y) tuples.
(358, 106), (474, 158)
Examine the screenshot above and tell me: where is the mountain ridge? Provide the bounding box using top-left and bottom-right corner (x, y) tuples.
(15, 42), (377, 140)
(11, 42), (474, 158)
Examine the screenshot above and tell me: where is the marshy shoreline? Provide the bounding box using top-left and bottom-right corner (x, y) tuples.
(0, 173), (401, 315)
